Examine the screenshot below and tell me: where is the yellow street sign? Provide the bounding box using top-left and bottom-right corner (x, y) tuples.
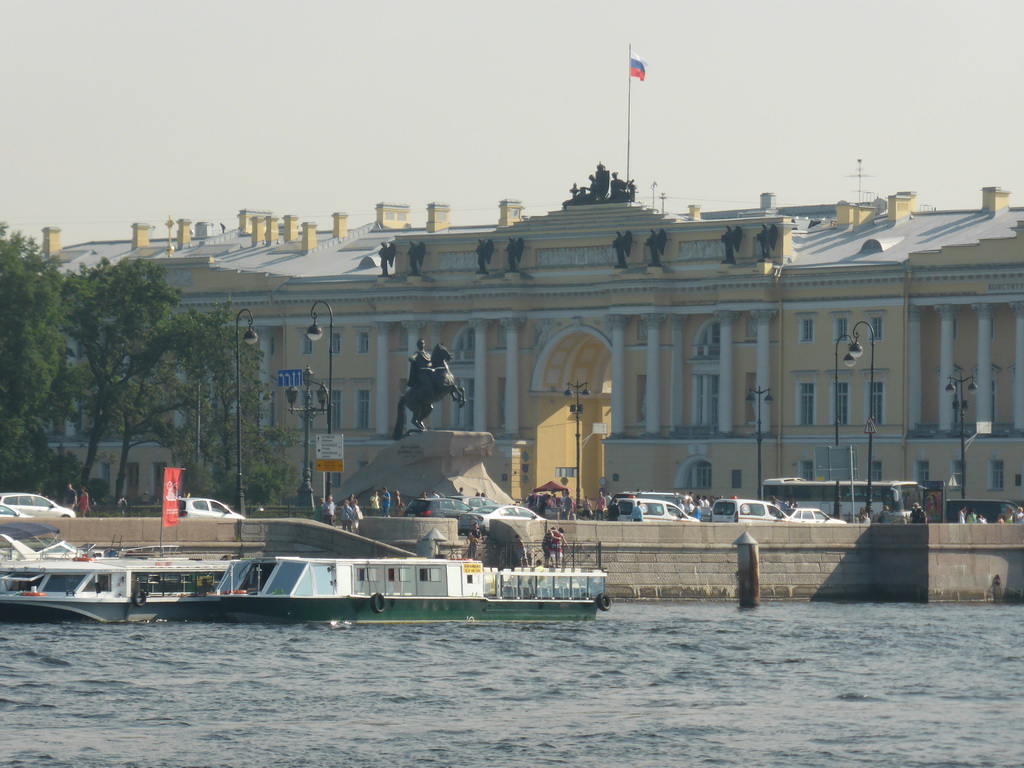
(316, 459), (344, 472)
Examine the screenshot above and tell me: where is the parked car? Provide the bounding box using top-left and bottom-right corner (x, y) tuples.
(0, 493), (76, 518)
(406, 497), (473, 519)
(449, 496), (499, 510)
(0, 503), (29, 518)
(614, 496), (700, 523)
(457, 504), (544, 535)
(178, 498), (244, 519)
(781, 507), (847, 524)
(710, 498), (783, 523)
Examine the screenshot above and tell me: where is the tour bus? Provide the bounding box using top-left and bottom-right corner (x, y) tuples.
(760, 478), (924, 522)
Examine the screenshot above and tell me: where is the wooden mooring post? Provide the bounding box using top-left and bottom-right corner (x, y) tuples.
(733, 531), (760, 607)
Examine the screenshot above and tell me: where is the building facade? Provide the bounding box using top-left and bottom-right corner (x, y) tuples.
(43, 174), (1024, 506)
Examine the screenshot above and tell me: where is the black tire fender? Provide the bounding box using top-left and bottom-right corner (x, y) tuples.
(370, 592), (386, 614)
(595, 592), (612, 611)
(131, 588), (148, 607)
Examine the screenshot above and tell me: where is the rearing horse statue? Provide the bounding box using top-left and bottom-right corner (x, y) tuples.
(392, 344), (466, 439)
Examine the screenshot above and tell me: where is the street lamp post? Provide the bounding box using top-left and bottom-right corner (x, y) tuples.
(845, 321), (877, 520)
(234, 308), (259, 516)
(306, 301), (334, 503)
(286, 366), (328, 511)
(832, 333), (853, 516)
(946, 373), (978, 500)
(564, 380), (590, 512)
(745, 387), (773, 497)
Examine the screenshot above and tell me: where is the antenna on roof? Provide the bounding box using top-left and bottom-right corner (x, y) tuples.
(845, 159), (876, 204)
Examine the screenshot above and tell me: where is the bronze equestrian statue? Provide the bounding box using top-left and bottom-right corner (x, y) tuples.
(392, 342), (466, 439)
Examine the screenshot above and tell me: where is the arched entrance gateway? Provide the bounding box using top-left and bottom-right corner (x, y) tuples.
(531, 325), (611, 509)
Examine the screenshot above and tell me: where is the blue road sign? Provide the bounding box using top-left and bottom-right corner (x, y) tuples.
(277, 368), (304, 387)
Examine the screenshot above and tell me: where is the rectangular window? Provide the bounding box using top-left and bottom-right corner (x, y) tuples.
(694, 375), (719, 429)
(799, 460), (814, 481)
(356, 390), (371, 429)
(871, 460), (882, 482)
(870, 315), (884, 342)
(357, 330), (370, 354)
(694, 462), (712, 489)
(834, 315), (849, 343)
(331, 331), (341, 355)
(798, 383), (815, 426)
(331, 390), (342, 430)
(834, 381), (849, 426)
(953, 459), (964, 490)
(731, 469), (742, 489)
(870, 381), (885, 424)
(991, 460), (1005, 491)
(799, 317), (815, 343)
(269, 336), (276, 355)
(915, 460), (930, 484)
(301, 334), (313, 355)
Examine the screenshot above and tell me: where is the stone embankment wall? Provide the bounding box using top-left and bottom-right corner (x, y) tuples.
(41, 518), (1024, 602)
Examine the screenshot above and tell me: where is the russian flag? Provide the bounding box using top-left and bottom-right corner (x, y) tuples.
(629, 52), (647, 81)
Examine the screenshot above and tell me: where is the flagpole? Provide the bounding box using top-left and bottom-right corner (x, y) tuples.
(626, 44), (632, 189)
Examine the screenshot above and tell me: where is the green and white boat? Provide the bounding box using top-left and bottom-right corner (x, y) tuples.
(215, 556), (611, 623)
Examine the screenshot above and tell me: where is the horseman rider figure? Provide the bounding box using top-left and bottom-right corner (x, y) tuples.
(393, 339), (466, 439)
(408, 339), (432, 390)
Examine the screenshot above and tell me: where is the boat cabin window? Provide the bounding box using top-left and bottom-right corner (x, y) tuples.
(2, 572), (45, 592)
(264, 561), (310, 596)
(418, 567), (442, 583)
(42, 573), (88, 594)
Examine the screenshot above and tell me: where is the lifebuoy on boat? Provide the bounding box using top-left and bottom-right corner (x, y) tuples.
(131, 588), (148, 607)
(370, 592), (386, 614)
(594, 593), (612, 611)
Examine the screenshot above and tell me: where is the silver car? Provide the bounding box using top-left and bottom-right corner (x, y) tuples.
(0, 494), (76, 518)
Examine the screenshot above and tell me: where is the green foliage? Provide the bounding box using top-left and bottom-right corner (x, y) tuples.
(0, 224), (69, 490)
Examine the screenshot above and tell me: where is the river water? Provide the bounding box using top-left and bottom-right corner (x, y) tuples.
(1, 601), (1021, 768)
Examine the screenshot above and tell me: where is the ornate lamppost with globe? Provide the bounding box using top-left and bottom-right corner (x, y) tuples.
(286, 366), (328, 511)
(564, 380), (590, 512)
(234, 308), (259, 516)
(946, 373), (978, 500)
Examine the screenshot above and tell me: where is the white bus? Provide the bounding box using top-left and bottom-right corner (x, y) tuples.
(760, 478), (924, 522)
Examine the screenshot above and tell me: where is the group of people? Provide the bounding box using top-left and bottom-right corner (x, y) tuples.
(318, 494), (364, 532)
(956, 506), (1024, 524)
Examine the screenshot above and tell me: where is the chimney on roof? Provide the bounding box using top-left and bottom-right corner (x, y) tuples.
(176, 219), (192, 250)
(760, 192), (777, 210)
(376, 203), (411, 229)
(282, 215), (299, 243)
(499, 199), (524, 227)
(132, 223), (150, 249)
(837, 202), (874, 229)
(301, 222), (317, 252)
(264, 215), (277, 244)
(333, 212), (349, 240)
(688, 205), (702, 221)
(887, 192), (915, 222)
(237, 210), (252, 234)
(250, 216), (267, 247)
(426, 203), (450, 233)
(195, 222), (215, 239)
(42, 227), (61, 257)
(982, 186), (1010, 215)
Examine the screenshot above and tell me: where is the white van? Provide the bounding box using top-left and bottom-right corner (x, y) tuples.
(710, 498), (784, 523)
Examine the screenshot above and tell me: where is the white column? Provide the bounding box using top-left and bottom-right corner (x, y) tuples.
(643, 313), (665, 435)
(753, 310), (775, 426)
(937, 305), (957, 432)
(502, 318), (524, 435)
(471, 319), (489, 432)
(608, 315), (627, 435)
(374, 322), (390, 436)
(1013, 303), (1024, 430)
(715, 311), (736, 434)
(670, 316), (685, 431)
(402, 319), (425, 356)
(973, 303), (993, 425)
(907, 307), (922, 429)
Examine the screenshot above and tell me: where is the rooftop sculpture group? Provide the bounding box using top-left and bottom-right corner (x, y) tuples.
(563, 163), (636, 207)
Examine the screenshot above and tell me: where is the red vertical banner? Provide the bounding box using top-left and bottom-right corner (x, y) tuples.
(162, 467), (183, 527)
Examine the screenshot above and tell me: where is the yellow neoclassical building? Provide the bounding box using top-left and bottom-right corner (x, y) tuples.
(42, 172), (1024, 505)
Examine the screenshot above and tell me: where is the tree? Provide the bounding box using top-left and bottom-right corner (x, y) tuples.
(0, 224), (71, 491)
(62, 257), (182, 486)
(157, 306), (297, 505)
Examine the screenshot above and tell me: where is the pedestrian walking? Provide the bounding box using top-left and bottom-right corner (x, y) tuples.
(76, 487), (90, 518)
(381, 487), (391, 517)
(321, 495), (336, 526)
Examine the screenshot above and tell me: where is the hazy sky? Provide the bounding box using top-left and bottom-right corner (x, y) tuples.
(4, 0), (1022, 246)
